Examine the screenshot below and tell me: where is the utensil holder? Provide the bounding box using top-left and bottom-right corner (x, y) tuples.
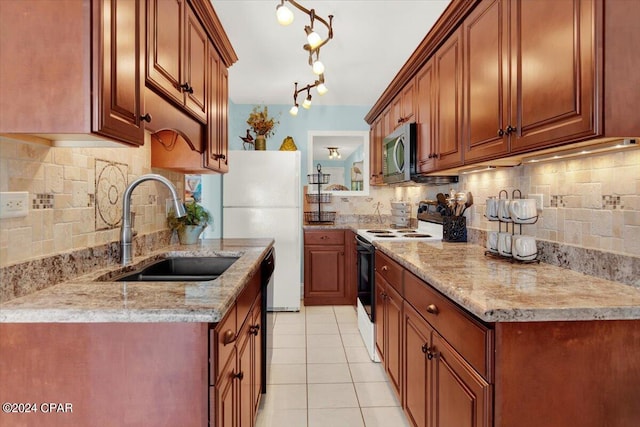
(443, 216), (467, 242)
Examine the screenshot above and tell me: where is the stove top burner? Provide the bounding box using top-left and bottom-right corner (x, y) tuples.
(395, 229), (417, 234)
(366, 230), (393, 234)
(403, 233), (432, 238)
(376, 235), (398, 238)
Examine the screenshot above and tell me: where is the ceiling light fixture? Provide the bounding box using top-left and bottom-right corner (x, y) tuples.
(276, 0), (334, 115)
(328, 147), (341, 159)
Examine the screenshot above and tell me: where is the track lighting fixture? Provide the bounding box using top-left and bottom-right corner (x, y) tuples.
(276, 0), (334, 114)
(327, 147), (341, 159)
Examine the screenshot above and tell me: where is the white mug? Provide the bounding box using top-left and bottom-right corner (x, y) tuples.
(485, 198), (499, 220)
(512, 235), (537, 260)
(486, 231), (498, 253)
(497, 232), (512, 256)
(498, 199), (512, 222)
(510, 199), (538, 224)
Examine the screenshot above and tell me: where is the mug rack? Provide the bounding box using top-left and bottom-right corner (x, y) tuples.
(484, 189), (540, 263)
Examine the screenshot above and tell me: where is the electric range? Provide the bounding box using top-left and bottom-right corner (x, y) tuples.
(356, 219), (443, 362)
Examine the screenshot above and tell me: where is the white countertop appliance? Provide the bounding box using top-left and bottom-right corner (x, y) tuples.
(356, 219), (443, 361)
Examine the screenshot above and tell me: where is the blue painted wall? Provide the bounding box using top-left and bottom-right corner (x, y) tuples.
(202, 102), (371, 238)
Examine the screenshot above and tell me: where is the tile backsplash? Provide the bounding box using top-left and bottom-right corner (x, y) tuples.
(0, 134), (183, 267)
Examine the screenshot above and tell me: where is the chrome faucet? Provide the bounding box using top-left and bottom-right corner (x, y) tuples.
(120, 174), (186, 265)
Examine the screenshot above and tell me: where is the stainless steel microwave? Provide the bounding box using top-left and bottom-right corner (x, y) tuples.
(382, 122), (416, 184)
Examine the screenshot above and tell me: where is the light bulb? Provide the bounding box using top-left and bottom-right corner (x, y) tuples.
(289, 105), (299, 116)
(276, 4), (294, 25)
(316, 83), (328, 95)
(302, 96), (312, 109)
(312, 60), (325, 75)
(306, 30), (322, 49)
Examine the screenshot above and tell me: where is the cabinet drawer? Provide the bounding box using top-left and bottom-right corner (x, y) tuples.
(305, 230), (345, 245)
(375, 251), (403, 294)
(404, 271), (491, 378)
(211, 304), (237, 385)
(237, 272), (260, 330)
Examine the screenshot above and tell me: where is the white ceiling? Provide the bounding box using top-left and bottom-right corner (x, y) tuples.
(211, 0), (451, 108)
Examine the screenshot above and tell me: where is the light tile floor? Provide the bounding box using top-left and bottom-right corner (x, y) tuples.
(256, 304), (411, 427)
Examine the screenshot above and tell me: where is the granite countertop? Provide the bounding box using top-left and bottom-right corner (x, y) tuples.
(374, 240), (640, 323)
(0, 239), (274, 323)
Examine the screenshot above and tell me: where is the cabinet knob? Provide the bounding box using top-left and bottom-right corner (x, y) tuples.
(422, 344), (436, 360)
(426, 304), (439, 315)
(222, 329), (236, 345)
(421, 343), (429, 354)
(250, 324), (260, 336)
(140, 113), (152, 123)
(180, 82), (194, 94)
(497, 128), (504, 137)
(381, 265), (389, 272)
(506, 125), (517, 134)
(232, 371), (244, 381)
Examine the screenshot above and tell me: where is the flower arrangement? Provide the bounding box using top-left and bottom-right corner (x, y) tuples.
(246, 105), (279, 138)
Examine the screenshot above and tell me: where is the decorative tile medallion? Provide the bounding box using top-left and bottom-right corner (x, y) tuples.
(95, 159), (128, 230)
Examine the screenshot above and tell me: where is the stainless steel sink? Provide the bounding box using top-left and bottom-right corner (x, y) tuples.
(107, 256), (239, 282)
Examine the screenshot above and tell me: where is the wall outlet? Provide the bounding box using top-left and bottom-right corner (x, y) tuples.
(529, 194), (544, 210)
(0, 191), (29, 219)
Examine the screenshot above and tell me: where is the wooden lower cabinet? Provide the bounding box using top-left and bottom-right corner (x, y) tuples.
(304, 230), (355, 305)
(214, 287), (263, 427)
(404, 302), (432, 427)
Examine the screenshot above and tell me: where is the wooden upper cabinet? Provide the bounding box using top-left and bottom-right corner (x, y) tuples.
(462, 0), (509, 163)
(401, 80), (416, 125)
(509, 0), (600, 153)
(434, 28), (464, 170)
(370, 117), (384, 185)
(204, 44), (229, 173)
(147, 0), (207, 123)
(415, 59), (435, 173)
(147, 0), (183, 105)
(0, 0), (145, 146)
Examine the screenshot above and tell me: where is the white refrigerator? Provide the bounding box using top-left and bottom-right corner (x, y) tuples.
(222, 150), (301, 311)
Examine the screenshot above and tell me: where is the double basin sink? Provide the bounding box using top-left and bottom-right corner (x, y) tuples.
(98, 256), (239, 282)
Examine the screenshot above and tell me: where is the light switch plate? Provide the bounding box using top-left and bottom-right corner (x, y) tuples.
(0, 191), (29, 218)
(529, 194), (544, 210)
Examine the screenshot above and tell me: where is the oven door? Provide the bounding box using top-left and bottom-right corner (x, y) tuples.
(356, 235), (375, 322)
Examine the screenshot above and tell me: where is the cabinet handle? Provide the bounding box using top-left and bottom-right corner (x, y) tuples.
(222, 329), (236, 345)
(421, 344), (430, 354)
(497, 128), (504, 137)
(381, 265), (389, 272)
(426, 304), (439, 315)
(180, 82), (194, 94)
(140, 113), (152, 123)
(250, 324), (260, 336)
(232, 371), (244, 381)
(213, 154), (226, 160)
(422, 344), (436, 360)
(506, 125), (517, 134)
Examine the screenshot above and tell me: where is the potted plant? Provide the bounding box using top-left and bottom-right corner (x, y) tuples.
(246, 105), (279, 150)
(167, 200), (212, 244)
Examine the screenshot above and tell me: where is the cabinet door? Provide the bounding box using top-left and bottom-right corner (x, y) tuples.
(415, 59), (435, 173)
(374, 273), (386, 362)
(403, 302), (432, 427)
(370, 117), (384, 184)
(94, 0), (145, 146)
(434, 28), (464, 170)
(184, 5), (207, 122)
(391, 96), (403, 130)
(216, 348), (236, 427)
(147, 0), (184, 105)
(462, 0), (509, 162)
(431, 333), (491, 427)
(385, 283), (403, 401)
(509, 0), (599, 152)
(303, 244), (346, 305)
(218, 65), (229, 172)
(251, 299), (262, 417)
(237, 321), (252, 427)
(401, 80), (416, 125)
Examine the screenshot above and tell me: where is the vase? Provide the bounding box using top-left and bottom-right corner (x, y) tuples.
(177, 225), (205, 245)
(255, 134), (266, 150)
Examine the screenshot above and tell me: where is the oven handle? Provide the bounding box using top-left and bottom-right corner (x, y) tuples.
(356, 235), (375, 253)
